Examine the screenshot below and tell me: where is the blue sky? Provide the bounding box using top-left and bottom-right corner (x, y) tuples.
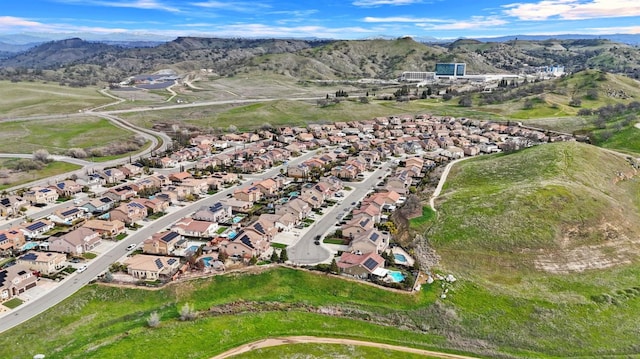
(1, 0), (639, 40)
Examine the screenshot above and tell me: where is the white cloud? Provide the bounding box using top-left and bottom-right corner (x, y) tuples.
(422, 16), (508, 30)
(503, 0), (640, 21)
(353, 0), (423, 7)
(55, 0), (180, 12)
(586, 25), (640, 34)
(189, 1), (270, 12)
(363, 16), (445, 23)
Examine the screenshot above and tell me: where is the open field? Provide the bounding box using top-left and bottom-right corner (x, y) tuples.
(0, 117), (136, 155)
(0, 81), (111, 117)
(0, 160), (80, 190)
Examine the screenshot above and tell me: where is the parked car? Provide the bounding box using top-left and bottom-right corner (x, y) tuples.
(76, 265), (87, 273)
(126, 244), (137, 251)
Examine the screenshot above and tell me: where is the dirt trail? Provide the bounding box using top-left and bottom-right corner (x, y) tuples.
(211, 336), (478, 359)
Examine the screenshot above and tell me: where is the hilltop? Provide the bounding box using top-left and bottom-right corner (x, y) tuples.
(430, 141), (640, 276)
(2, 36), (640, 85)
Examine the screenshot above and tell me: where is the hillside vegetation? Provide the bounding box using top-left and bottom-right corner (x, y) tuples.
(431, 142), (640, 277)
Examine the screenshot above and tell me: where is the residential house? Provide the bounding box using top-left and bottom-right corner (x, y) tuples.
(0, 196), (27, 218)
(169, 172), (192, 183)
(220, 230), (267, 258)
(219, 198), (253, 213)
(48, 227), (101, 256)
(275, 198), (311, 221)
(287, 164), (310, 179)
(130, 197), (169, 215)
(254, 178), (279, 197)
(331, 164), (358, 180)
(23, 187), (58, 205)
(233, 186), (262, 203)
(0, 265), (37, 302)
(48, 206), (87, 225)
(16, 251), (66, 275)
(0, 228), (26, 255)
(106, 185), (137, 202)
(20, 220), (54, 239)
(49, 180), (83, 197)
(171, 218), (218, 238)
(109, 202), (148, 225)
(159, 157), (178, 168)
(124, 254), (181, 280)
(192, 202), (232, 223)
(143, 231), (183, 255)
(99, 168), (126, 184)
(341, 215), (375, 239)
(348, 229), (389, 254)
(336, 252), (385, 278)
(82, 219), (125, 238)
(80, 196), (115, 214)
(180, 178), (209, 195)
(119, 163), (143, 178)
(258, 213), (295, 232)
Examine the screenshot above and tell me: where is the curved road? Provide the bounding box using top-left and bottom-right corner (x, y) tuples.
(211, 336), (478, 359)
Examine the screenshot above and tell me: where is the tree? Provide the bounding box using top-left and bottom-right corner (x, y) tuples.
(279, 248), (288, 263)
(249, 256), (258, 265)
(147, 311), (161, 328)
(329, 258), (339, 274)
(32, 149), (51, 163)
(270, 250), (279, 263)
(458, 96), (472, 107)
(569, 97), (582, 107)
(218, 251), (229, 263)
(179, 303), (197, 321)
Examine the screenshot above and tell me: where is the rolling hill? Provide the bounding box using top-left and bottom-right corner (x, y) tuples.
(431, 141), (640, 276)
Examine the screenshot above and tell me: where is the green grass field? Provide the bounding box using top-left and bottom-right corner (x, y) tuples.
(0, 117), (136, 154)
(0, 81), (111, 117)
(0, 160), (81, 190)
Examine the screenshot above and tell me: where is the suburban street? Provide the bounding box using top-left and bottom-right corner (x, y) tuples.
(288, 160), (393, 265)
(0, 148), (320, 334)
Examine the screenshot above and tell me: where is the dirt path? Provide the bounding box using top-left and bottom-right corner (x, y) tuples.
(211, 336), (478, 359)
(429, 157), (473, 212)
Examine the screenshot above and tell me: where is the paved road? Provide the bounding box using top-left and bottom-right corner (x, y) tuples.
(0, 149), (319, 334)
(288, 161), (393, 265)
(211, 336), (479, 359)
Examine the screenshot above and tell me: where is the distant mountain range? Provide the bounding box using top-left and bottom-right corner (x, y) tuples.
(1, 35), (639, 86)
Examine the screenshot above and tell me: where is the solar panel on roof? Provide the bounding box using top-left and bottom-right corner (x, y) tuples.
(238, 234), (254, 248)
(363, 257), (378, 271)
(39, 188), (51, 193)
(161, 231), (179, 242)
(61, 208), (78, 217)
(129, 202), (145, 209)
(167, 258), (177, 265)
(0, 234), (7, 241)
(21, 253), (38, 261)
(253, 222), (264, 234)
(155, 258), (164, 269)
(100, 197), (112, 203)
(0, 198), (9, 206)
(26, 221), (46, 231)
(370, 232), (379, 242)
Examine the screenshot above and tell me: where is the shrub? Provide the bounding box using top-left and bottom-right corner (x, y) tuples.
(147, 312), (161, 327)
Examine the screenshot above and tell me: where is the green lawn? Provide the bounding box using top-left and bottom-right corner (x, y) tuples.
(0, 117), (135, 154)
(409, 206), (436, 234)
(2, 298), (23, 309)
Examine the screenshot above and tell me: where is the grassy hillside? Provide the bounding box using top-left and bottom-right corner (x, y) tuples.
(430, 142), (640, 280)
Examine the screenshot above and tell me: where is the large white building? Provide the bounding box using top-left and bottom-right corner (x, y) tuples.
(398, 71), (436, 82)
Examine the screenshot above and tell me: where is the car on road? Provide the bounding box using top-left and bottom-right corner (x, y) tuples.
(126, 244), (137, 251)
(351, 202), (356, 205)
(76, 265), (87, 273)
(314, 240), (320, 245)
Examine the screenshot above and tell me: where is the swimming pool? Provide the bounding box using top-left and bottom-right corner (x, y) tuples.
(187, 245), (200, 253)
(394, 253), (408, 263)
(388, 270), (406, 283)
(202, 257), (213, 267)
(22, 242), (39, 251)
(228, 230), (237, 239)
(232, 216), (243, 224)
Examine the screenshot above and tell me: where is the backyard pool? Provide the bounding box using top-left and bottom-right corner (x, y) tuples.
(388, 270), (406, 283)
(22, 242), (39, 251)
(187, 245), (200, 253)
(232, 216), (243, 224)
(202, 257), (213, 267)
(228, 230), (237, 239)
(394, 253), (408, 264)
